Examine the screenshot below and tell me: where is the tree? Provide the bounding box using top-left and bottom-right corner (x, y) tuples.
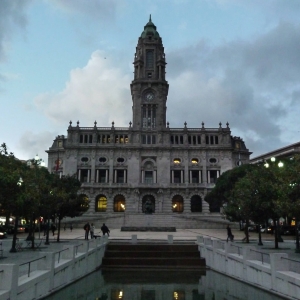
(50, 174), (88, 242)
(205, 164), (255, 216)
(0, 143), (37, 251)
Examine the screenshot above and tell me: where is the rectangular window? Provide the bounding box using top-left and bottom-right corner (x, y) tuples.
(146, 50), (154, 68)
(145, 171), (153, 184)
(180, 136), (183, 144)
(191, 170), (199, 183)
(206, 136), (209, 144)
(99, 170), (107, 183)
(208, 170), (220, 183)
(116, 170), (126, 183)
(215, 136), (219, 144)
(197, 135), (201, 144)
(152, 135), (156, 144)
(80, 135), (83, 143)
(173, 170), (182, 183)
(89, 135), (93, 143)
(79, 169), (89, 183)
(142, 135), (147, 144)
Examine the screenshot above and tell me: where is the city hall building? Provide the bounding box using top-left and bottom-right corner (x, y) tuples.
(46, 17), (251, 228)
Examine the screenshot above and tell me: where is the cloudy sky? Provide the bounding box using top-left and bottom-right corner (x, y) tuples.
(1, 0), (300, 164)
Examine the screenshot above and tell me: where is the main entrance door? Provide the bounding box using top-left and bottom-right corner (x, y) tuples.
(142, 195), (155, 213)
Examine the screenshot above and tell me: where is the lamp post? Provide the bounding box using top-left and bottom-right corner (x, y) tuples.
(264, 157), (284, 246)
(26, 154), (46, 247)
(9, 177), (23, 253)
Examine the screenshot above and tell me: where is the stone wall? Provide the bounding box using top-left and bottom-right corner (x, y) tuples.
(197, 236), (300, 299)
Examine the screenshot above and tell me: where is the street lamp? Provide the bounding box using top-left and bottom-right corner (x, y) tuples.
(10, 177), (23, 253)
(264, 157), (284, 246)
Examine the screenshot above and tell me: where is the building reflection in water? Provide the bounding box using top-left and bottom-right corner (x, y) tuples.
(45, 269), (287, 300)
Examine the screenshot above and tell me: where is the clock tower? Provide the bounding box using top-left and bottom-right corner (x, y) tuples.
(130, 16), (169, 131)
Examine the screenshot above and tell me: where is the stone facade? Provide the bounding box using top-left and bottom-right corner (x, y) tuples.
(46, 17), (251, 228)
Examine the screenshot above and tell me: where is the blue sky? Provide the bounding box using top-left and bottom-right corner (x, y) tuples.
(1, 0), (300, 164)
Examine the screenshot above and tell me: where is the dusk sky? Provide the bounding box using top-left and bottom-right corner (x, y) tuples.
(1, 0), (300, 165)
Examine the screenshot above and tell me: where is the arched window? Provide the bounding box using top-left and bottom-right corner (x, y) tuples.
(114, 195), (125, 212)
(191, 195), (202, 212)
(172, 195), (183, 213)
(95, 195), (107, 212)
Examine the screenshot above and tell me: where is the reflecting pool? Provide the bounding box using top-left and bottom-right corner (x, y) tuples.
(43, 269), (288, 300)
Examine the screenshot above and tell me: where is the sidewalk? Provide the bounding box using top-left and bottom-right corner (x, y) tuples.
(1, 228), (299, 266)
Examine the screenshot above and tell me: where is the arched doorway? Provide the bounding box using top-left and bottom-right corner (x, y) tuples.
(142, 195), (155, 213)
(172, 195), (183, 212)
(191, 195), (202, 212)
(114, 194), (125, 212)
(95, 194), (107, 212)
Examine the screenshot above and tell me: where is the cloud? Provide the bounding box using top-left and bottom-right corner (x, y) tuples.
(34, 50), (132, 128)
(0, 0), (31, 62)
(34, 20), (300, 158)
(167, 21), (300, 156)
(48, 0), (118, 21)
(16, 130), (56, 165)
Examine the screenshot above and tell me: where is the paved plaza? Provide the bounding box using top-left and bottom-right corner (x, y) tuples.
(1, 227), (300, 266)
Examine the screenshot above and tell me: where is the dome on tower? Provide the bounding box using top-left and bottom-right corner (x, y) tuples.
(141, 15), (160, 38)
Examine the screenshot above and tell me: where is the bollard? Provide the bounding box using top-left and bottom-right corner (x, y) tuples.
(131, 234), (137, 244)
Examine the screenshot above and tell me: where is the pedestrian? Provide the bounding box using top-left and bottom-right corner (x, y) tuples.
(101, 223), (110, 236)
(84, 222), (90, 240)
(63, 223), (66, 231)
(51, 223), (56, 236)
(70, 223), (73, 231)
(242, 225), (249, 242)
(226, 225), (234, 242)
(90, 223), (95, 239)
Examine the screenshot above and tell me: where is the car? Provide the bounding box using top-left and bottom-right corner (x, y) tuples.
(0, 231), (7, 239)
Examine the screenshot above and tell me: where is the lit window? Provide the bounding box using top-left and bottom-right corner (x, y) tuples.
(173, 158), (181, 164)
(191, 158), (198, 164)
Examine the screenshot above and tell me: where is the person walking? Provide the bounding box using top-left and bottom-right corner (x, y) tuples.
(226, 225), (234, 242)
(90, 223), (95, 239)
(84, 222), (90, 240)
(70, 223), (73, 232)
(101, 223), (110, 236)
(51, 223), (56, 236)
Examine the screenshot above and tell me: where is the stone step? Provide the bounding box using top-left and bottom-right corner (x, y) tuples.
(102, 243), (206, 269)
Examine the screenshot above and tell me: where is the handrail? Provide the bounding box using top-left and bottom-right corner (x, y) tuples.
(249, 249), (269, 265)
(54, 248), (69, 264)
(74, 243), (83, 256)
(281, 257), (300, 264)
(230, 244), (243, 256)
(19, 256), (46, 277)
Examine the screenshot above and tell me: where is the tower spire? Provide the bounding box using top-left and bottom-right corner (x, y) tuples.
(149, 14), (152, 22)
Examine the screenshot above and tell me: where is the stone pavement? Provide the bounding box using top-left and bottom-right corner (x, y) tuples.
(0, 227), (300, 266)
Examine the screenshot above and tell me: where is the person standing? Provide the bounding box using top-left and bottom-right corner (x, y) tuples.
(101, 223), (110, 236)
(90, 223), (95, 239)
(226, 225), (234, 242)
(51, 223), (56, 236)
(84, 222), (90, 240)
(70, 223), (73, 232)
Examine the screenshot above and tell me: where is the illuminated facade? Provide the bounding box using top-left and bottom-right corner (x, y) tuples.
(47, 17), (251, 228)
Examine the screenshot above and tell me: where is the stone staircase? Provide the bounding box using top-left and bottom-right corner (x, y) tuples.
(101, 242), (206, 269)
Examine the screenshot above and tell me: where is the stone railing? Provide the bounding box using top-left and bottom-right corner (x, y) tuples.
(197, 236), (300, 300)
(0, 236), (108, 300)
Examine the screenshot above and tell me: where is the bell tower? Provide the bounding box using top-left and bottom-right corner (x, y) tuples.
(130, 16), (169, 131)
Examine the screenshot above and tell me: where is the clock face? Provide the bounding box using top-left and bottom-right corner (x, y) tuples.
(145, 92), (154, 101)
